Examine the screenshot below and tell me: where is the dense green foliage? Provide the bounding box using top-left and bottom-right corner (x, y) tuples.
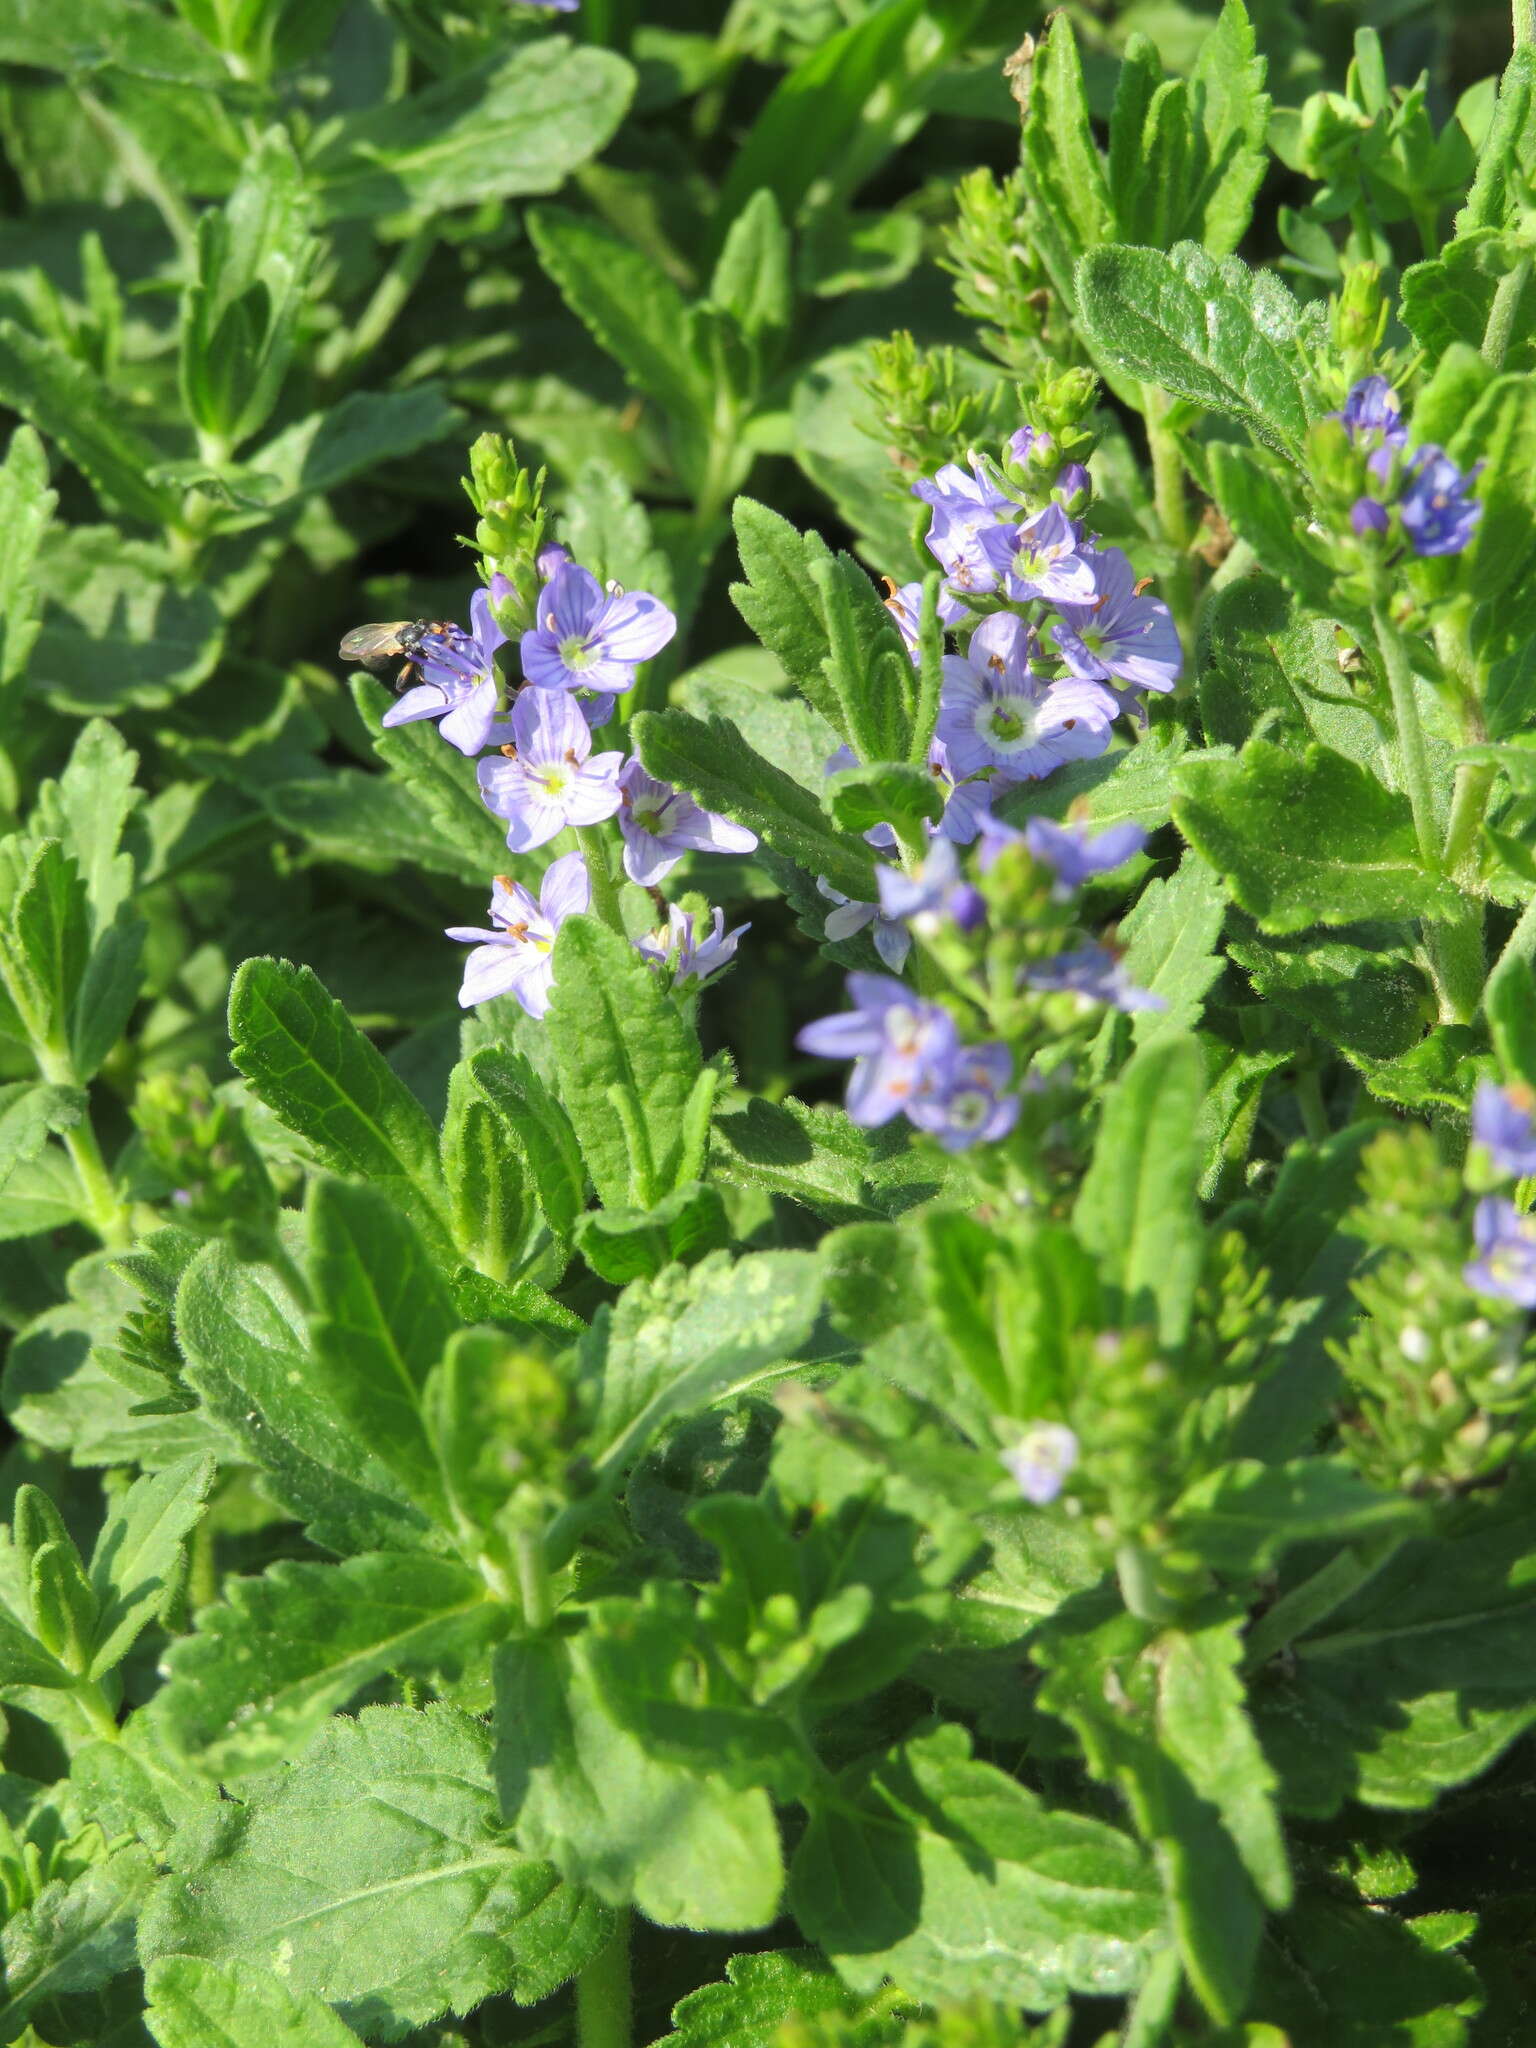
(0, 1), (1534, 2045)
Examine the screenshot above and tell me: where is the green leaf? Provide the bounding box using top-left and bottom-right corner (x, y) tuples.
(228, 958), (453, 1255)
(3, 838), (89, 1050)
(1075, 245), (1310, 459)
(1196, 573), (1382, 766)
(574, 1180), (729, 1284)
(465, 1047), (587, 1247)
(709, 188), (791, 343)
(315, 40), (635, 220)
(0, 1845), (154, 2039)
(1074, 1035), (1205, 1346)
(441, 1061), (533, 1286)
(495, 1634), (782, 1930)
(31, 717), (139, 932)
(659, 1950), (893, 2048)
(175, 1239), (438, 1555)
(1017, 10), (1113, 318)
(1182, 0), (1271, 255)
(1172, 1458), (1426, 1576)
(1252, 1493), (1536, 1816)
(145, 1957), (366, 2048)
(1035, 1605), (1265, 2024)
(1226, 919), (1430, 1063)
(0, 320), (173, 525)
(0, 1590), (73, 1690)
(1252, 1887), (1479, 2046)
(1205, 444), (1337, 610)
(1400, 230), (1536, 376)
(1449, 371), (1536, 606)
(305, 1177), (459, 1530)
(1456, 46), (1536, 234)
(0, 1082), (85, 1196)
(1113, 853), (1226, 1043)
(581, 1249), (822, 1484)
(1174, 740), (1460, 933)
(727, 497), (846, 737)
(634, 708), (877, 902)
(359, 675), (513, 881)
(0, 0), (226, 81)
(997, 726), (1191, 833)
(545, 916), (704, 1211)
(527, 205), (709, 461)
(789, 1722), (1164, 2007)
(28, 527), (224, 714)
(0, 425), (55, 692)
(86, 1451), (215, 1677)
(247, 387), (461, 505)
(151, 1553), (500, 1783)
(70, 908), (146, 1081)
(140, 1705), (610, 2040)
(711, 1094), (945, 1225)
(824, 761), (942, 838)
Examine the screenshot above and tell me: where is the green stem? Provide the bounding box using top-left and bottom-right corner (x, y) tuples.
(1514, 0), (1535, 54)
(1482, 254), (1531, 370)
(576, 1911), (632, 2048)
(1143, 386), (1197, 651)
(73, 1681), (121, 1743)
(512, 1524), (554, 1632)
(1443, 760), (1497, 881)
(1371, 602), (1441, 873)
(573, 826), (627, 936)
(1295, 1067), (1330, 1143)
(1423, 912), (1486, 1028)
(317, 223), (437, 386)
(1240, 1538), (1404, 1676)
(60, 1117), (131, 1251)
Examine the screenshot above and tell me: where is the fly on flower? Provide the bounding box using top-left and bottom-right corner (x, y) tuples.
(338, 619), (456, 694)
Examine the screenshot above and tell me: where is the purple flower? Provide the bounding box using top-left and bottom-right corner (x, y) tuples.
(537, 543), (573, 578)
(1000, 1423), (1079, 1506)
(906, 1041), (1018, 1150)
(816, 877), (911, 972)
(938, 614), (1118, 782)
(1472, 1082), (1536, 1180)
(1007, 425), (1054, 467)
(635, 904), (748, 987)
(1025, 944), (1164, 1013)
(445, 852), (589, 1016)
(1330, 376), (1408, 451)
(913, 458), (1018, 594)
(932, 742), (997, 845)
(521, 560), (676, 697)
(1053, 462), (1092, 508)
(884, 579), (965, 658)
(381, 577), (512, 757)
(1050, 548), (1182, 696)
(977, 503), (1098, 605)
(1023, 817), (1148, 896)
(1398, 446), (1483, 558)
(796, 973), (960, 1127)
(477, 688), (623, 852)
(1465, 1196), (1536, 1308)
(617, 762), (758, 886)
(876, 837), (984, 936)
(1350, 497), (1390, 537)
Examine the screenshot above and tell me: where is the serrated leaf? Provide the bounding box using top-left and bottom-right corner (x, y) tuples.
(789, 1722), (1164, 2008)
(28, 526), (223, 714)
(228, 958), (453, 1255)
(1174, 740), (1460, 933)
(495, 1634), (782, 1930)
(1075, 244), (1310, 458)
(145, 1956), (366, 2048)
(0, 1844), (153, 2039)
(0, 1082), (85, 1196)
(1172, 1458), (1426, 1576)
(305, 1178), (458, 1530)
(634, 707), (877, 901)
(465, 1046), (587, 1247)
(1205, 443), (1336, 610)
(30, 717), (139, 932)
(175, 1238), (437, 1555)
(727, 497), (846, 736)
(87, 1451), (215, 1677)
(0, 321), (173, 525)
(581, 1249), (822, 1483)
(574, 1179), (729, 1284)
(1017, 10), (1113, 318)
(545, 916), (703, 1211)
(0, 424), (55, 692)
(1456, 45), (1536, 235)
(359, 675), (508, 880)
(140, 1705), (610, 2041)
(1114, 852), (1226, 1042)
(1074, 1035), (1205, 1346)
(658, 1949), (890, 2048)
(151, 1553), (500, 1783)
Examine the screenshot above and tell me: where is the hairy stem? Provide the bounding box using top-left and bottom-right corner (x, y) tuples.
(1371, 603), (1440, 873)
(1482, 254), (1531, 370)
(1143, 386), (1197, 650)
(576, 1912), (632, 2048)
(1241, 1538), (1405, 1676)
(573, 825), (628, 936)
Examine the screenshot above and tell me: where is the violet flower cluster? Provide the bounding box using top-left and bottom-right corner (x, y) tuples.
(817, 426), (1179, 958)
(1333, 376), (1483, 558)
(798, 818), (1158, 1151)
(374, 553), (756, 1016)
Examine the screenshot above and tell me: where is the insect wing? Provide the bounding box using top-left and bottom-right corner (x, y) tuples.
(339, 621), (410, 665)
